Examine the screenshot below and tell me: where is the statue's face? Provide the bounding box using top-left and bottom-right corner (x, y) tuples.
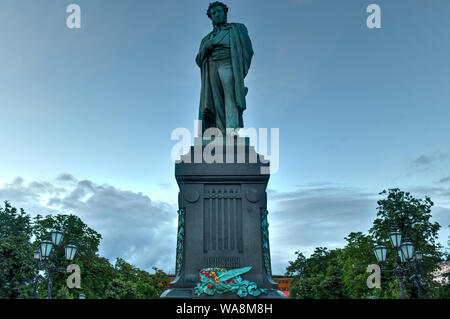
(209, 5), (227, 26)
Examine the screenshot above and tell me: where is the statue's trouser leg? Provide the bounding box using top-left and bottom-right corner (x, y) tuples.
(207, 60), (226, 133)
(217, 60), (239, 132)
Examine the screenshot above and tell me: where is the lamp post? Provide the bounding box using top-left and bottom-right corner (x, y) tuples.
(36, 226), (78, 299)
(32, 250), (44, 299)
(373, 240), (408, 298)
(408, 250), (425, 299)
(373, 228), (424, 299)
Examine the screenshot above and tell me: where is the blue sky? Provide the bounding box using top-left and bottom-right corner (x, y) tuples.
(0, 0), (449, 274)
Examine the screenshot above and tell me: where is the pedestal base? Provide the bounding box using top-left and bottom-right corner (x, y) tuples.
(161, 288), (286, 299)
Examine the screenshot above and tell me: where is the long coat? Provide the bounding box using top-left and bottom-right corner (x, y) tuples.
(196, 23), (254, 133)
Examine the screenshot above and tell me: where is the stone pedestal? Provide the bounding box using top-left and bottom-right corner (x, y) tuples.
(161, 137), (286, 299)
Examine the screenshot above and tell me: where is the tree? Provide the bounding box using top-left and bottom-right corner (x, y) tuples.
(77, 255), (115, 299)
(1, 202), (171, 299)
(32, 213), (104, 299)
(286, 247), (347, 299)
(432, 227), (450, 298)
(150, 267), (171, 297)
(32, 213), (102, 261)
(105, 278), (138, 299)
(0, 201), (34, 299)
(369, 188), (443, 298)
(286, 250), (306, 277)
(447, 225), (450, 255)
(338, 232), (378, 298)
(104, 258), (165, 299)
(285, 251), (306, 299)
(32, 214), (171, 299)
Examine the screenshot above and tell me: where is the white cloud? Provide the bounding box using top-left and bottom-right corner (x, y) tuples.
(267, 184), (379, 274)
(0, 175), (178, 274)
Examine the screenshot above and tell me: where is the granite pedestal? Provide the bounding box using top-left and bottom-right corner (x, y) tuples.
(161, 137), (286, 299)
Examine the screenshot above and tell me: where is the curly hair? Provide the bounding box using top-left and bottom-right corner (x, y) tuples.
(206, 2), (229, 19)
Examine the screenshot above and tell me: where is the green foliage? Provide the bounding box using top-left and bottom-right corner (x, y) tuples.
(32, 213), (102, 261)
(32, 215), (170, 299)
(370, 188), (443, 298)
(430, 281), (450, 299)
(104, 258), (167, 299)
(54, 285), (74, 299)
(151, 267), (171, 297)
(287, 248), (347, 299)
(73, 255), (115, 299)
(447, 225), (450, 255)
(338, 232), (377, 298)
(1, 201), (170, 299)
(286, 250), (306, 277)
(105, 278), (138, 299)
(32, 213), (103, 299)
(0, 201), (34, 299)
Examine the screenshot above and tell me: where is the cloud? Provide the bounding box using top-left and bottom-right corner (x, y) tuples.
(56, 174), (78, 183)
(0, 175), (178, 274)
(433, 206), (450, 230)
(411, 154), (449, 167)
(412, 155), (436, 166)
(437, 176), (450, 184)
(267, 184), (379, 274)
(408, 185), (450, 199)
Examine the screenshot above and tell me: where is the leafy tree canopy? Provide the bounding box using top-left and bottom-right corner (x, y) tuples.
(1, 201), (170, 299)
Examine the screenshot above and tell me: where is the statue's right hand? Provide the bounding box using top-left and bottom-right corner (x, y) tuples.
(204, 44), (212, 54)
(204, 39), (216, 52)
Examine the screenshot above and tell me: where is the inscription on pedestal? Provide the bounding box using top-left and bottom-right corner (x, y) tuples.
(203, 256), (241, 268)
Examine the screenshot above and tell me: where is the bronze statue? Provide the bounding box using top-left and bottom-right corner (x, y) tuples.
(196, 2), (254, 136)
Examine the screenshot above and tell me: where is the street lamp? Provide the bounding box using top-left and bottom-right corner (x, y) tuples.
(34, 249), (41, 261)
(400, 238), (415, 261)
(373, 228), (409, 299)
(373, 228), (425, 299)
(65, 240), (78, 262)
(40, 235), (53, 261)
(398, 250), (407, 263)
(389, 229), (402, 249)
(32, 250), (44, 299)
(35, 226), (78, 299)
(373, 244), (387, 264)
(373, 240), (406, 299)
(50, 226), (64, 246)
(415, 250), (423, 262)
(409, 249), (425, 299)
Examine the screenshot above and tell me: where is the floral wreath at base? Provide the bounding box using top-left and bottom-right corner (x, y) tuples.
(194, 266), (267, 297)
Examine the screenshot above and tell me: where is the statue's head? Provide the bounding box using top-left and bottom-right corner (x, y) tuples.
(207, 2), (228, 26)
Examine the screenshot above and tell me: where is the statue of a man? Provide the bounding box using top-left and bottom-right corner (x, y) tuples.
(196, 2), (254, 136)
